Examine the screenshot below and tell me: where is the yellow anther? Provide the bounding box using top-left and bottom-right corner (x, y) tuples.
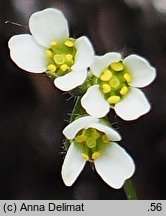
(109, 77), (120, 88)
(120, 86), (129, 95)
(110, 62), (124, 71)
(101, 84), (111, 93)
(65, 54), (73, 61)
(92, 129), (100, 139)
(64, 40), (74, 47)
(65, 54), (74, 66)
(107, 96), (121, 104)
(123, 73), (131, 83)
(45, 49), (53, 58)
(60, 64), (70, 72)
(54, 54), (65, 65)
(47, 64), (56, 73)
(100, 69), (112, 81)
(51, 40), (58, 47)
(75, 134), (87, 143)
(92, 152), (101, 160)
(102, 134), (109, 143)
(86, 137), (96, 148)
(82, 153), (89, 161)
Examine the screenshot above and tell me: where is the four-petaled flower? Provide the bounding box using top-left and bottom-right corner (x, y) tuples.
(62, 116), (135, 189)
(8, 8), (94, 91)
(81, 53), (156, 120)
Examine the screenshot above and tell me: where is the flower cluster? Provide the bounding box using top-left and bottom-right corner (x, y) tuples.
(8, 8), (156, 190)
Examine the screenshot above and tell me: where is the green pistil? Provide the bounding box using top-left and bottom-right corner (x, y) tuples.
(54, 54), (65, 65)
(46, 38), (76, 79)
(86, 137), (96, 148)
(109, 77), (120, 89)
(74, 128), (110, 161)
(99, 61), (131, 106)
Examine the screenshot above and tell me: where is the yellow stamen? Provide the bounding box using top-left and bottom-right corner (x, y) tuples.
(123, 73), (131, 83)
(101, 84), (111, 93)
(64, 40), (74, 47)
(51, 40), (57, 47)
(110, 62), (124, 71)
(82, 153), (89, 161)
(100, 69), (112, 81)
(60, 64), (70, 72)
(107, 96), (121, 104)
(120, 86), (129, 95)
(75, 135), (87, 143)
(92, 152), (101, 160)
(54, 54), (65, 65)
(102, 134), (109, 143)
(86, 137), (96, 148)
(47, 64), (56, 73)
(65, 54), (74, 65)
(65, 54), (73, 61)
(45, 49), (53, 58)
(109, 77), (120, 88)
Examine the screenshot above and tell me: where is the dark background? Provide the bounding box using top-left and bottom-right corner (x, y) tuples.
(0, 0), (166, 199)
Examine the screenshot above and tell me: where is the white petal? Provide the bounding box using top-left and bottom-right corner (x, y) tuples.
(61, 142), (86, 186)
(87, 123), (121, 141)
(81, 85), (110, 118)
(94, 142), (135, 189)
(71, 36), (94, 71)
(90, 52), (122, 77)
(54, 69), (87, 91)
(29, 8), (69, 47)
(8, 34), (46, 73)
(115, 88), (151, 121)
(123, 54), (156, 88)
(63, 116), (99, 140)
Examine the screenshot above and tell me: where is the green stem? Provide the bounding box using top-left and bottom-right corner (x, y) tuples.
(123, 179), (138, 200)
(64, 96), (84, 150)
(69, 96), (82, 122)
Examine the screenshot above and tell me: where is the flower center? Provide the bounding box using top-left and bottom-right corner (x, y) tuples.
(99, 61), (131, 105)
(74, 128), (110, 161)
(45, 38), (76, 79)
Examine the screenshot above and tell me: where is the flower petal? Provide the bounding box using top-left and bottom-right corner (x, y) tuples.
(94, 142), (135, 189)
(71, 36), (94, 71)
(29, 8), (69, 47)
(81, 85), (110, 118)
(61, 142), (86, 186)
(54, 69), (87, 91)
(123, 54), (156, 88)
(115, 87), (151, 121)
(63, 116), (99, 140)
(87, 123), (121, 141)
(8, 34), (46, 73)
(90, 52), (122, 77)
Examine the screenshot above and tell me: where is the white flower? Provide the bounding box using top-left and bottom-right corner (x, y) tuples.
(81, 53), (156, 120)
(61, 116), (135, 189)
(152, 0), (166, 13)
(8, 8), (94, 91)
